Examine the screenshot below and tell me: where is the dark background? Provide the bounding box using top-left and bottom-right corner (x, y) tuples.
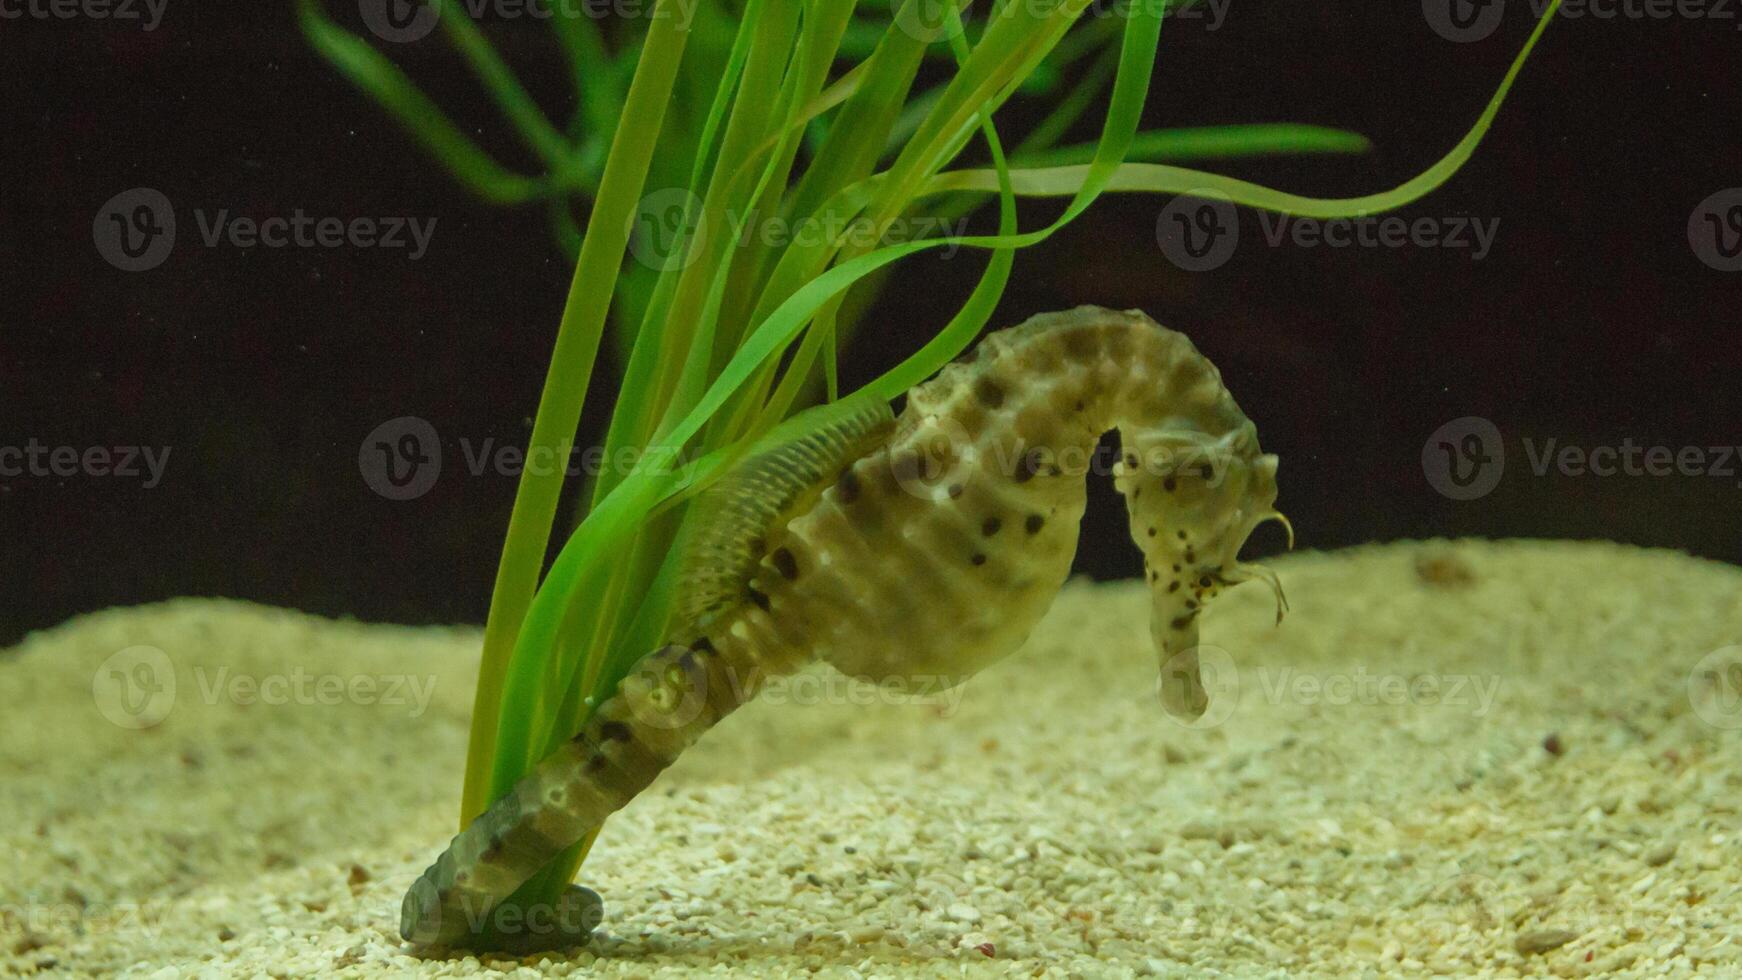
(4, 4), (1737, 646)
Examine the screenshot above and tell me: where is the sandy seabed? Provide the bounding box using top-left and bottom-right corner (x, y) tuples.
(3, 539), (1740, 979)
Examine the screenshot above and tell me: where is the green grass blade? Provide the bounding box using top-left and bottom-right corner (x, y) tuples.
(1012, 123), (1374, 168)
(461, 0), (696, 826)
(433, 0), (581, 180)
(295, 0), (559, 204)
(918, 0), (1557, 220)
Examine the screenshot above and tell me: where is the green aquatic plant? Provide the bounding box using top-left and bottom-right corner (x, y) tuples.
(303, 0), (1561, 947)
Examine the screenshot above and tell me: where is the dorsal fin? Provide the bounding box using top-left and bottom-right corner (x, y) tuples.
(669, 394), (896, 639)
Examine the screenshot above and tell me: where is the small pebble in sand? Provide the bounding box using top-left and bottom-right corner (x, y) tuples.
(1643, 842), (1677, 867)
(1516, 929), (1580, 955)
(1414, 551), (1475, 587)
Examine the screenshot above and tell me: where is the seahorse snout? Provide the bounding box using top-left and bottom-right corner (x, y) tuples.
(1121, 434), (1288, 719)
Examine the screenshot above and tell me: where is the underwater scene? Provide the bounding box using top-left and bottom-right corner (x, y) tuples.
(5, 3), (1738, 977)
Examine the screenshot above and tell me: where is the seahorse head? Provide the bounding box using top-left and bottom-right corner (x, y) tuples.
(1114, 421), (1290, 719)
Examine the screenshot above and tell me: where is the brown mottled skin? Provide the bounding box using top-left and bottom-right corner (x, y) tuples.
(402, 307), (1287, 947)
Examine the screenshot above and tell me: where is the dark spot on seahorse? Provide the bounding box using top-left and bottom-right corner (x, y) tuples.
(747, 585), (772, 612)
(970, 552), (987, 566)
(1148, 569), (1158, 583)
(1171, 615), (1195, 631)
(585, 754), (609, 774)
(1185, 548), (1196, 564)
(1148, 527), (1157, 538)
(482, 831), (508, 861)
(1063, 328), (1097, 358)
(1177, 530), (1188, 540)
(1014, 449), (1045, 483)
(1164, 477), (1177, 492)
(1172, 564), (1181, 572)
(600, 720), (632, 742)
(1025, 513), (1045, 534)
(1168, 580), (1181, 593)
(691, 637), (716, 656)
(891, 451), (923, 484)
(1074, 400), (1085, 412)
(1106, 329), (1131, 358)
(982, 516), (1002, 537)
(1185, 599), (1198, 610)
(771, 547), (799, 580)
(836, 467), (861, 503)
(676, 650), (698, 672)
(1199, 576), (1213, 588)
(1125, 453), (1138, 468)
(1196, 463), (1214, 480)
(948, 483), (964, 498)
(974, 376), (1006, 409)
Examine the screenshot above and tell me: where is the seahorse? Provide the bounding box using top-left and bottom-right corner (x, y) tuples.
(402, 305), (1290, 948)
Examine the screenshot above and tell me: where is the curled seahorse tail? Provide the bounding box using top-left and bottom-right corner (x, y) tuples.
(401, 634), (801, 947)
